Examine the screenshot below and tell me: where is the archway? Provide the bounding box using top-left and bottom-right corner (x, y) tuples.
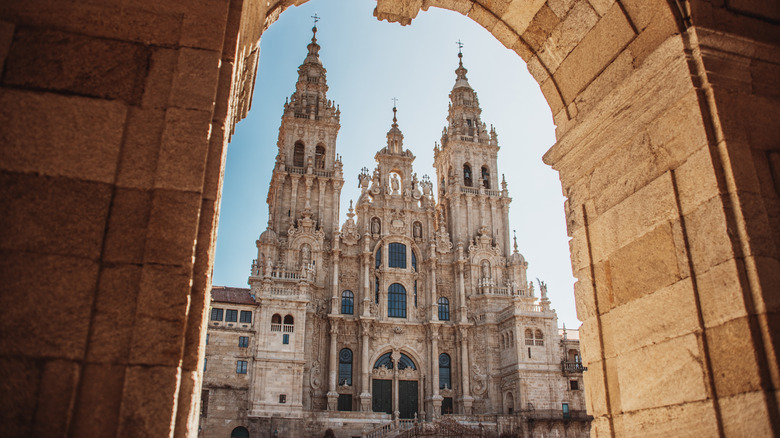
(0, 1), (778, 437)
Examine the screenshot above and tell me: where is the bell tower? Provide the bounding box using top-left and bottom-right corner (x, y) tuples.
(433, 48), (511, 255)
(266, 23), (344, 240)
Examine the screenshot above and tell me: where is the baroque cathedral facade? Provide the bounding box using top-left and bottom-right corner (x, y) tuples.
(200, 27), (589, 438)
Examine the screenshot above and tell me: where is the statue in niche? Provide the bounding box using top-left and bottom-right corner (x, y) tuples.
(481, 260), (490, 279)
(370, 169), (381, 195)
(371, 217), (381, 235)
(413, 222), (422, 240)
(300, 244), (311, 267)
(391, 174), (400, 194)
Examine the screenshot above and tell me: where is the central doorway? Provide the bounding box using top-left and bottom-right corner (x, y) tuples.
(399, 380), (418, 419)
(372, 379), (392, 414)
(371, 351), (420, 418)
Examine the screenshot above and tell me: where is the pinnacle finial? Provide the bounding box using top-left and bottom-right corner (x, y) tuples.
(391, 98), (398, 126)
(311, 13), (320, 40)
(513, 229), (518, 253)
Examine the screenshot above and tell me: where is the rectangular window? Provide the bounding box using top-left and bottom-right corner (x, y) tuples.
(528, 348), (531, 359)
(201, 390), (209, 417)
(562, 403), (570, 419)
(238, 336), (249, 348)
(225, 309), (238, 322)
(570, 380), (579, 391)
(279, 394), (287, 404)
(283, 334), (289, 344)
(206, 334), (209, 345)
(210, 308), (223, 321)
(240, 310), (252, 323)
(338, 393), (352, 411)
(236, 360), (248, 374)
(203, 358), (207, 372)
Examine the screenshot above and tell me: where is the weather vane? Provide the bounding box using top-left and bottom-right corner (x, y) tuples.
(392, 97), (398, 107)
(311, 13), (320, 26)
(456, 39), (464, 54)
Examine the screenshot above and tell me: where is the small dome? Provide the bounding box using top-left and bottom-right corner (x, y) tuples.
(259, 227), (278, 243)
(510, 251), (526, 265)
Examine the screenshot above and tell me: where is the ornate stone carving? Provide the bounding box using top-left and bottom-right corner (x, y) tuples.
(310, 360), (322, 390)
(471, 363), (488, 396)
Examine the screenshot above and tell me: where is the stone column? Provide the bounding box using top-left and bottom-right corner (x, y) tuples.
(326, 319), (339, 410)
(303, 175), (314, 211)
(465, 195), (473, 240)
(429, 324), (443, 419)
(456, 248), (467, 323)
(392, 350), (400, 419)
(362, 239), (371, 316)
(290, 176), (300, 224)
(317, 177), (325, 223)
(458, 326), (473, 414)
(359, 320), (372, 411)
(332, 180), (343, 234)
(429, 243), (437, 321)
(331, 238), (340, 314)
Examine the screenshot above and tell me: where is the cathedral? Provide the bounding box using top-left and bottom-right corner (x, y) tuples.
(200, 26), (589, 438)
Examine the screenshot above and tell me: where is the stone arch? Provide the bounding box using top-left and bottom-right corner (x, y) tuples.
(368, 345), (426, 373)
(504, 391), (515, 414)
(3, 0), (779, 436)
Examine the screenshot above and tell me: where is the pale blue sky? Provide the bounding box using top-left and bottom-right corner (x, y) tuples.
(213, 0), (580, 329)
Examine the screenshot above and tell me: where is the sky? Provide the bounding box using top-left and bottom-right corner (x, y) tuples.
(213, 0), (581, 329)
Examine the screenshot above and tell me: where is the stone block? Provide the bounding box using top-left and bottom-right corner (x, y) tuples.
(673, 146), (719, 217)
(587, 0), (614, 16)
(142, 47), (178, 110)
(0, 356), (39, 437)
(0, 172), (112, 259)
(500, 0), (547, 36)
(86, 264), (142, 364)
(155, 107), (213, 192)
(521, 5), (560, 52)
(553, 3), (635, 103)
(174, 370), (201, 438)
(212, 59), (234, 124)
(706, 317), (763, 398)
(203, 124), (228, 202)
(467, 3), (498, 32)
(0, 21), (13, 73)
(490, 19), (520, 51)
(136, 263), (193, 321)
(614, 398), (719, 437)
(588, 415), (613, 437)
(180, 0), (231, 51)
(32, 359), (79, 436)
(582, 360), (607, 416)
(616, 334), (708, 412)
(589, 172), (678, 263)
(682, 196), (737, 270)
(602, 277), (699, 357)
(526, 55), (549, 83)
(547, 0), (576, 18)
(540, 77), (565, 115)
(117, 365), (181, 437)
(71, 363), (126, 437)
(103, 188), (153, 264)
(170, 48), (221, 111)
(116, 108), (166, 190)
(574, 48), (634, 116)
(143, 189), (202, 266)
(538, 0), (599, 73)
(3, 27), (150, 104)
(0, 89), (127, 184)
(0, 251), (97, 360)
(719, 386), (775, 436)
(578, 317), (602, 363)
(754, 256), (780, 314)
(129, 315), (187, 367)
(604, 356), (622, 413)
(625, 3), (678, 67)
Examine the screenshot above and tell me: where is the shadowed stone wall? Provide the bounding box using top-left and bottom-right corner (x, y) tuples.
(0, 0), (777, 436)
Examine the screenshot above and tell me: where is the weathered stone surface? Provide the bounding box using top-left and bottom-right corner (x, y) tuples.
(3, 27), (149, 103)
(143, 189), (203, 266)
(117, 365), (181, 437)
(71, 363), (126, 437)
(32, 359), (79, 436)
(0, 89), (127, 184)
(155, 108), (213, 191)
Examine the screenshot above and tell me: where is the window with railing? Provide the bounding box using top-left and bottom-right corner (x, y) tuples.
(293, 142), (305, 167)
(283, 314), (294, 332)
(463, 164), (473, 187)
(315, 145), (325, 169)
(271, 314), (282, 332)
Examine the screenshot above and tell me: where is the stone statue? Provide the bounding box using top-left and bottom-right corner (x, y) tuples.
(413, 222), (422, 239)
(300, 244), (311, 266)
(391, 174), (400, 194)
(371, 217), (381, 235)
(481, 260), (490, 278)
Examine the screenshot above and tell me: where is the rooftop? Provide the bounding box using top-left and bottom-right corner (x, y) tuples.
(211, 286), (257, 305)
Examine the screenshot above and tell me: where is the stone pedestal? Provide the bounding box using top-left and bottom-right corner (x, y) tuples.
(326, 391), (338, 411)
(359, 393), (372, 412)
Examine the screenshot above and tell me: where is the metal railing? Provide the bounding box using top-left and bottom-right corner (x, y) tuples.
(561, 361), (587, 373)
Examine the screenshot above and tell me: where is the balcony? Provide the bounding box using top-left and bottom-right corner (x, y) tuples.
(561, 361), (587, 374)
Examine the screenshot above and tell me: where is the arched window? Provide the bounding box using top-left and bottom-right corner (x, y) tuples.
(388, 283), (407, 318)
(413, 280), (418, 307)
(535, 329), (544, 346)
(388, 243), (407, 268)
(525, 328), (534, 346)
(439, 353), (451, 389)
(231, 426), (250, 438)
(375, 247), (381, 269)
(315, 145), (325, 169)
(463, 164), (473, 187)
(481, 166), (490, 189)
(375, 276), (379, 304)
(374, 352), (393, 369)
(283, 315), (294, 332)
(341, 290), (354, 315)
(411, 251), (417, 271)
(271, 314), (281, 331)
(398, 353), (416, 370)
(438, 297), (450, 321)
(339, 348), (353, 385)
(293, 142), (305, 167)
